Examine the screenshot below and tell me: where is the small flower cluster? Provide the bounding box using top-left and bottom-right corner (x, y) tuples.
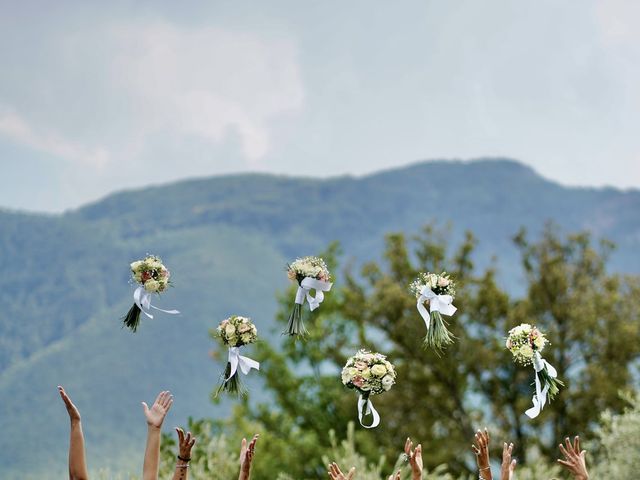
(217, 315), (258, 348)
(287, 256), (331, 284)
(506, 323), (548, 366)
(130, 255), (171, 293)
(341, 350), (396, 396)
(410, 272), (456, 298)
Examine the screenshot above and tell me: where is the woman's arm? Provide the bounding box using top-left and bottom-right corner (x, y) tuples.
(404, 437), (423, 480)
(557, 436), (589, 480)
(141, 390), (173, 480)
(171, 427), (196, 480)
(327, 462), (356, 479)
(238, 434), (259, 480)
(500, 442), (516, 480)
(58, 386), (89, 480)
(472, 428), (492, 480)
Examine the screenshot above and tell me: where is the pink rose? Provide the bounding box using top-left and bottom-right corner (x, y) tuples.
(437, 277), (450, 287)
(354, 361), (368, 371)
(352, 376), (365, 388)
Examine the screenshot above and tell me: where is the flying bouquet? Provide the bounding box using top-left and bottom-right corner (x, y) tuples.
(341, 350), (396, 429)
(213, 315), (260, 397)
(284, 256), (333, 337)
(122, 255), (179, 332)
(506, 323), (564, 419)
(410, 272), (457, 352)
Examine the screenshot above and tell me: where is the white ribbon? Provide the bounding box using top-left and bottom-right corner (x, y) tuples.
(226, 346), (260, 382)
(416, 286), (457, 330)
(294, 277), (333, 311)
(525, 352), (558, 419)
(133, 286), (180, 319)
(357, 395), (381, 429)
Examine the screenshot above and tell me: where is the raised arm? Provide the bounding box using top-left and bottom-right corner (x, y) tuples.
(238, 434), (259, 480)
(327, 462), (356, 480)
(142, 390), (173, 480)
(472, 428), (493, 480)
(404, 437), (423, 480)
(58, 386), (89, 480)
(171, 427), (196, 480)
(557, 436), (589, 480)
(500, 442), (516, 480)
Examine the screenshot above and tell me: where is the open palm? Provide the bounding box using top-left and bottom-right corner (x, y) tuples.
(142, 390), (173, 428)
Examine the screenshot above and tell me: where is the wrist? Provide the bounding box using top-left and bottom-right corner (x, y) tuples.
(147, 423), (162, 431)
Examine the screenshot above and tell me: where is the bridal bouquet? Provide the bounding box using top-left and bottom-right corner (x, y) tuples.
(213, 315), (260, 397)
(506, 323), (564, 418)
(122, 255), (179, 332)
(410, 272), (457, 352)
(284, 256), (333, 337)
(341, 350), (396, 428)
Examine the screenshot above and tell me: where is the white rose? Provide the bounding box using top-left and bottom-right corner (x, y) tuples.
(382, 375), (395, 391)
(131, 260), (143, 272)
(225, 324), (236, 337)
(371, 364), (387, 377)
(519, 345), (534, 359)
(240, 333), (253, 344)
(144, 280), (160, 293)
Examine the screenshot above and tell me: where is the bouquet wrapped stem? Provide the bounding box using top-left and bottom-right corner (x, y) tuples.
(284, 302), (306, 337)
(215, 361), (247, 398)
(424, 310), (455, 353)
(538, 363), (565, 401)
(122, 303), (143, 332)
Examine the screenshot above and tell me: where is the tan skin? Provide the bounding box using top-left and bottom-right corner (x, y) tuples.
(172, 427), (196, 480)
(328, 437), (422, 480)
(472, 428), (517, 480)
(142, 390), (174, 480)
(558, 436), (589, 480)
(58, 386), (89, 480)
(238, 434), (259, 480)
(404, 437), (423, 480)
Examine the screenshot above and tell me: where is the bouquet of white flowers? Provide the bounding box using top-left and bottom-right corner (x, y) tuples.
(284, 256), (333, 337)
(410, 272), (457, 352)
(506, 323), (564, 418)
(122, 255), (179, 332)
(213, 315), (260, 397)
(341, 350), (396, 428)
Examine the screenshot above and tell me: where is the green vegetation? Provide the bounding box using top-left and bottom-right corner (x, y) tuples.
(0, 159), (639, 477)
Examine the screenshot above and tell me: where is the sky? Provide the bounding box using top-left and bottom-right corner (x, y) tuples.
(0, 0), (639, 212)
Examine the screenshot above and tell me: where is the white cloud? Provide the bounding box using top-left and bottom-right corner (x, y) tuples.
(0, 20), (304, 171)
(0, 108), (109, 167)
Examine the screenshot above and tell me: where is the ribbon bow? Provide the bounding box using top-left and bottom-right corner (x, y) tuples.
(525, 352), (558, 419)
(357, 395), (381, 429)
(416, 286), (457, 329)
(134, 286), (180, 319)
(294, 277), (333, 311)
(226, 347), (260, 382)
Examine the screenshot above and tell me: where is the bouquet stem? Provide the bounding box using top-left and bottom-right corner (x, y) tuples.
(423, 311), (455, 353)
(122, 303), (142, 332)
(284, 303), (307, 337)
(539, 365), (564, 401)
(215, 362), (247, 398)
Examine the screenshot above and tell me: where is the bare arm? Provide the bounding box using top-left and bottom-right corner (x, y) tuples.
(404, 437), (423, 480)
(500, 442), (516, 480)
(472, 428), (493, 480)
(58, 386), (89, 480)
(171, 428), (196, 480)
(142, 390), (173, 480)
(558, 436), (589, 480)
(238, 434), (259, 480)
(327, 462), (356, 480)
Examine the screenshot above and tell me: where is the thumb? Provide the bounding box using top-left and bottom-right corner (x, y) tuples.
(510, 459), (517, 471)
(141, 402), (149, 414)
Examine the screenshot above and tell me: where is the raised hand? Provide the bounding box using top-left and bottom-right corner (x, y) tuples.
(57, 386), (89, 480)
(58, 386), (81, 423)
(328, 462), (356, 480)
(472, 428), (492, 480)
(239, 433), (259, 480)
(500, 442), (516, 480)
(176, 428), (196, 460)
(558, 436), (589, 480)
(404, 437), (423, 480)
(387, 471), (401, 480)
(142, 390), (173, 429)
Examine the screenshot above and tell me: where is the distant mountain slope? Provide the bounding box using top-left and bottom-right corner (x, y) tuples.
(0, 158), (639, 476)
